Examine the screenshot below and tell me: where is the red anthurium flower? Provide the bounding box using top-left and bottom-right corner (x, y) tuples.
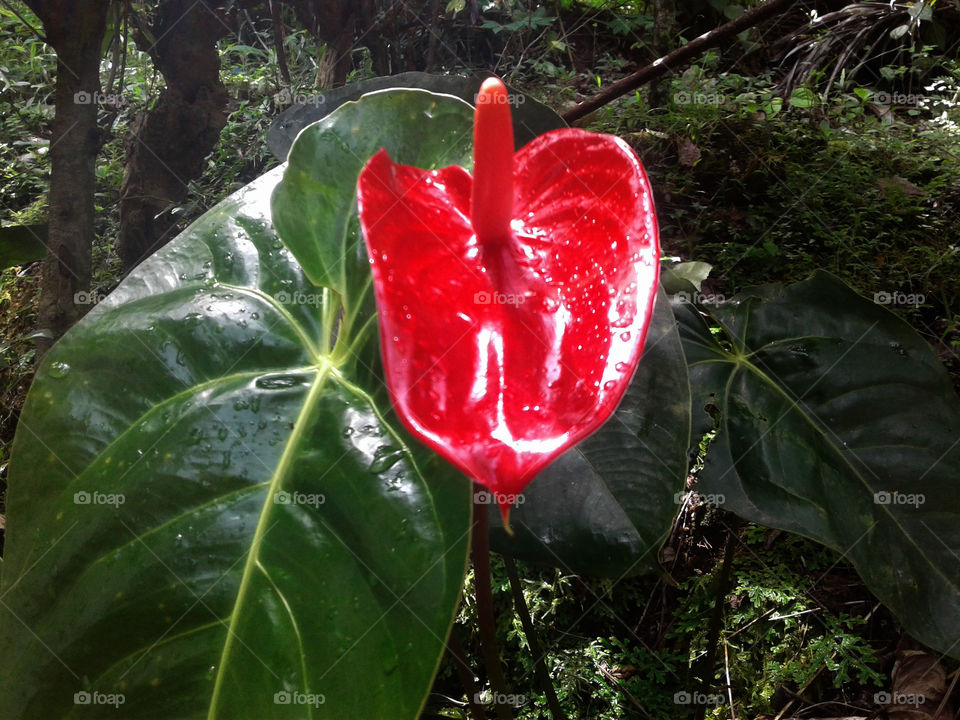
(357, 77), (660, 520)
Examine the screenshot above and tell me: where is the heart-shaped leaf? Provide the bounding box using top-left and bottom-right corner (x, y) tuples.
(679, 270), (960, 657)
(0, 91), (473, 719)
(271, 89), (476, 301)
(267, 71), (566, 162)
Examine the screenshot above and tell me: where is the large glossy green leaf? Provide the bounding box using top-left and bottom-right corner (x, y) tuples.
(679, 271), (960, 657)
(271, 89), (476, 299)
(489, 286), (690, 578)
(0, 92), (473, 720)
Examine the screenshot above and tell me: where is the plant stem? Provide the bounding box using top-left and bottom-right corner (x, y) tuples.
(503, 554), (566, 720)
(693, 524), (738, 720)
(446, 627), (487, 720)
(472, 489), (514, 720)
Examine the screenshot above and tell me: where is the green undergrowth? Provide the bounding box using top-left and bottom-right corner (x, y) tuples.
(590, 64), (960, 379)
(431, 521), (891, 719)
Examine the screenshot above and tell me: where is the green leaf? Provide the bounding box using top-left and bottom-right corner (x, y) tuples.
(890, 24), (910, 40)
(0, 96), (472, 719)
(271, 89), (475, 300)
(267, 73), (566, 163)
(678, 271), (960, 657)
(765, 96), (783, 116)
(788, 87), (817, 108)
(490, 287), (690, 577)
(661, 260), (713, 294)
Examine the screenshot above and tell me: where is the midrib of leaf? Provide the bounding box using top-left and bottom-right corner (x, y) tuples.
(207, 358), (333, 719)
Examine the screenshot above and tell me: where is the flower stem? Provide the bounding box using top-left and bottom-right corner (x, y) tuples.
(472, 485), (514, 720)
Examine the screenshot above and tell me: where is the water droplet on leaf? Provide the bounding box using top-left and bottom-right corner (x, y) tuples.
(255, 375), (302, 390)
(369, 446), (405, 473)
(49, 361), (70, 378)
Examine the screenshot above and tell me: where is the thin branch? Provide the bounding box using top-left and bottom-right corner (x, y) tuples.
(446, 627), (487, 720)
(723, 637), (737, 720)
(503, 554), (566, 720)
(562, 0), (796, 122)
(1, 0), (45, 41)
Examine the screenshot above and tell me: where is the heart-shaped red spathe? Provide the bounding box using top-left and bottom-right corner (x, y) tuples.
(357, 83), (659, 516)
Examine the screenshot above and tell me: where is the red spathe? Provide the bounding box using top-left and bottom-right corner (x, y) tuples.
(357, 116), (660, 518)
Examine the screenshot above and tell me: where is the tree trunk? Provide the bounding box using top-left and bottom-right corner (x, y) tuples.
(23, 0), (108, 347)
(285, 0), (357, 86)
(648, 0), (676, 108)
(118, 0), (229, 272)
